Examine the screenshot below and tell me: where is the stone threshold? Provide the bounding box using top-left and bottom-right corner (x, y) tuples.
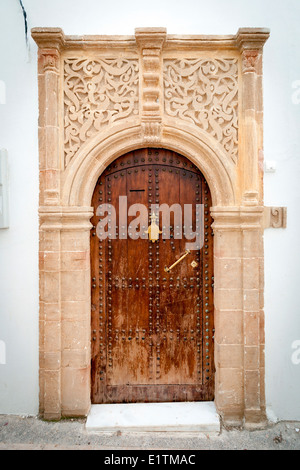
(86, 401), (220, 433)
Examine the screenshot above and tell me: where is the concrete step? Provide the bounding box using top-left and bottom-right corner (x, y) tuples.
(86, 402), (220, 433)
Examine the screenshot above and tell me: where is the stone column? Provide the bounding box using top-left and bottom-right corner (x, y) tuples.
(212, 207), (266, 427)
(60, 208), (93, 417)
(212, 208), (244, 426)
(39, 208), (93, 419)
(37, 47), (61, 206)
(240, 208), (266, 427)
(236, 29), (270, 206)
(36, 34), (63, 419)
(39, 215), (61, 420)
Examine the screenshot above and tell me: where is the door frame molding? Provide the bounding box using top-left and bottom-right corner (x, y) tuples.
(34, 26), (271, 428)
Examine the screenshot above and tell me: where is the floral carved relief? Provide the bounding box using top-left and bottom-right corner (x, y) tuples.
(163, 59), (239, 164)
(64, 58), (139, 167)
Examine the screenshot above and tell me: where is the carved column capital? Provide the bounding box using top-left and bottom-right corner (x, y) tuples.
(241, 50), (260, 74)
(236, 28), (269, 76)
(38, 49), (60, 73)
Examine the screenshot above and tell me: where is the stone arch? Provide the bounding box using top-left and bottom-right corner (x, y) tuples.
(61, 122), (236, 209)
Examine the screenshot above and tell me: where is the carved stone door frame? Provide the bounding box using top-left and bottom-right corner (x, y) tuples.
(33, 27), (284, 428)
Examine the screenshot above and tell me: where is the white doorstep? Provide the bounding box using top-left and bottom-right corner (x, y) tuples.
(86, 402), (220, 432)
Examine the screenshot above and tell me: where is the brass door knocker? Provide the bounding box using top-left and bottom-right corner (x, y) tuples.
(145, 212), (162, 243)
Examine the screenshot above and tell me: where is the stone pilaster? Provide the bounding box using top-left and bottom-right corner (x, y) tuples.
(39, 207), (93, 419)
(236, 29), (270, 207)
(37, 47), (61, 207)
(212, 206), (266, 427)
(135, 28), (166, 143)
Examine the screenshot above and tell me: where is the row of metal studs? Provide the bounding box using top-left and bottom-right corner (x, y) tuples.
(203, 181), (212, 383)
(148, 167), (154, 382)
(98, 180), (105, 380)
(105, 151), (198, 173)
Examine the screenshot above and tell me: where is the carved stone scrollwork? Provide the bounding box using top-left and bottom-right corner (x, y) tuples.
(264, 207), (287, 229)
(64, 58), (139, 167)
(163, 58), (239, 164)
(270, 207), (287, 228)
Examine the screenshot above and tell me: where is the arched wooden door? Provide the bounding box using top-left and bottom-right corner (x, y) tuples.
(90, 148), (214, 404)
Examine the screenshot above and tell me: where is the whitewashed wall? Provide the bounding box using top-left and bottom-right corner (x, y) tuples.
(0, 0), (299, 420)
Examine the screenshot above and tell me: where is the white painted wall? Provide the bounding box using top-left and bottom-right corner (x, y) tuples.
(0, 0), (299, 420)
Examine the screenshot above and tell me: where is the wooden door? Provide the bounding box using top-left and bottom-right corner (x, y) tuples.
(90, 148), (214, 404)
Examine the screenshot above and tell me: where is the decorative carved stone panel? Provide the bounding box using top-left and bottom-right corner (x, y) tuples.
(64, 58), (140, 167)
(163, 59), (239, 164)
(62, 49), (239, 169)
